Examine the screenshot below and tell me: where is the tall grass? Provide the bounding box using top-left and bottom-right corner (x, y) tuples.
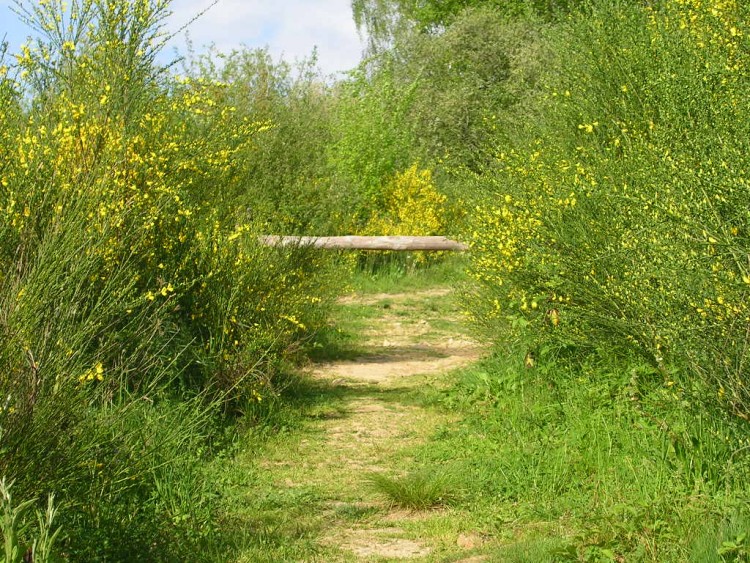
(426, 353), (750, 560)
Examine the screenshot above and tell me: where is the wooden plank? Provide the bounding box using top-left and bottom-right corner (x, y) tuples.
(259, 235), (468, 251)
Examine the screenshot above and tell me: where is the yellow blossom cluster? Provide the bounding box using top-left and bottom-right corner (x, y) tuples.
(364, 165), (448, 235)
(361, 164), (451, 264)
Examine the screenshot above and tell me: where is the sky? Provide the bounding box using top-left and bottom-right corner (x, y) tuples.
(0, 0), (365, 77)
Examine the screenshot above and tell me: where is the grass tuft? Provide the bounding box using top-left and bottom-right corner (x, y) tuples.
(368, 469), (461, 510)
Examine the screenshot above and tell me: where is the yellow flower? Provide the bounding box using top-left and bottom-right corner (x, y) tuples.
(79, 362), (104, 384)
(524, 351), (536, 369)
(578, 122), (598, 134)
(547, 308), (560, 327)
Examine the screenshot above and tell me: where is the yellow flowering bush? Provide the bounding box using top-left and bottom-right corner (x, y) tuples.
(361, 164), (451, 264)
(364, 164), (447, 236)
(0, 0), (337, 557)
(467, 0), (750, 418)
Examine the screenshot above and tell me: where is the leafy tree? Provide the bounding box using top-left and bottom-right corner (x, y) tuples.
(352, 0), (575, 49)
(340, 7), (547, 173)
(398, 8), (545, 166)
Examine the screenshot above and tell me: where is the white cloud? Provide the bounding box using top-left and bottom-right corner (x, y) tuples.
(163, 0), (365, 76)
(0, 0), (364, 76)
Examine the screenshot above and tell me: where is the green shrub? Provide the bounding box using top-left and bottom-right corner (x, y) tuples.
(0, 0), (338, 557)
(466, 0), (750, 421)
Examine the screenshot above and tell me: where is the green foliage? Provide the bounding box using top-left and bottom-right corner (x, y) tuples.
(342, 6), (547, 171)
(329, 54), (419, 220)
(401, 8), (547, 167)
(351, 0), (405, 51)
(0, 0), (338, 558)
(5, 0), (750, 556)
(466, 0), (750, 419)
(1, 479), (60, 563)
(368, 469), (461, 510)
(691, 513), (750, 562)
(182, 47), (338, 234)
(329, 6), (546, 262)
(352, 0), (582, 50)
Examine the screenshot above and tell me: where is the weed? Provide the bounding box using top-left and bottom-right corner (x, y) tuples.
(368, 469), (461, 510)
(0, 478), (61, 563)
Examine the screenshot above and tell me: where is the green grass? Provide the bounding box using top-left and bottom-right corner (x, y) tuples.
(307, 258), (469, 364)
(247, 267), (750, 560)
(199, 266), (477, 561)
(347, 254), (469, 295)
(368, 469), (462, 510)
(391, 349), (750, 562)
(205, 265), (750, 561)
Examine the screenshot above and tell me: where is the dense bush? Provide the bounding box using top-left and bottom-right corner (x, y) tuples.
(467, 0), (750, 420)
(0, 0), (336, 558)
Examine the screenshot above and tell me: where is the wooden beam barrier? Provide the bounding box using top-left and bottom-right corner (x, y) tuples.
(259, 236), (468, 252)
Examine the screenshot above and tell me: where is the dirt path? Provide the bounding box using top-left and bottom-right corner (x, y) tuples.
(314, 289), (482, 560)
(234, 286), (485, 562)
